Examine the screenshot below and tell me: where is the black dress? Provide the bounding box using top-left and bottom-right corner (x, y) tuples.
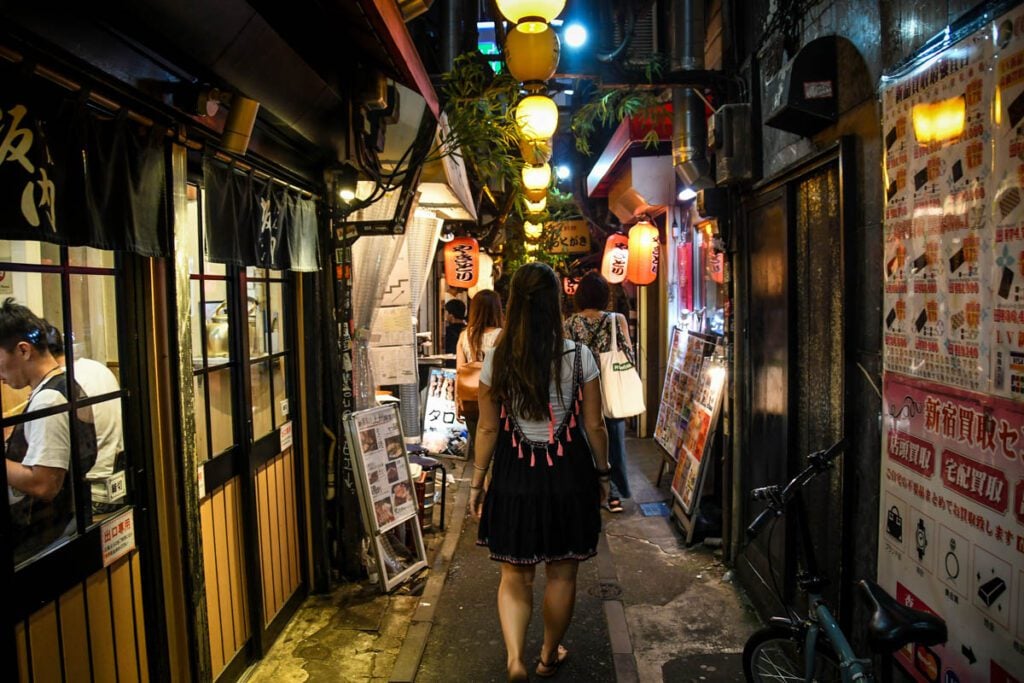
(477, 346), (601, 564)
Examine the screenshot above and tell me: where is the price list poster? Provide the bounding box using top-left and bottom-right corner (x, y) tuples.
(654, 327), (693, 457)
(880, 8), (1024, 682)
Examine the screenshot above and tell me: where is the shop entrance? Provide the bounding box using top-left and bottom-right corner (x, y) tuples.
(737, 143), (850, 620)
(182, 179), (306, 681)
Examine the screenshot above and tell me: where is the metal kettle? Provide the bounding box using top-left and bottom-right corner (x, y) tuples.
(205, 296), (261, 358)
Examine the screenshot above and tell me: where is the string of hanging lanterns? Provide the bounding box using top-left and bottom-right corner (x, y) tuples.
(499, 0), (566, 254)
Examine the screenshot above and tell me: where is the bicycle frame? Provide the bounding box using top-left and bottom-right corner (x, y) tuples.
(791, 490), (873, 681)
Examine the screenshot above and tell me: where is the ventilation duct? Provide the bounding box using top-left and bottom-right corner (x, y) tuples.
(670, 0), (713, 189)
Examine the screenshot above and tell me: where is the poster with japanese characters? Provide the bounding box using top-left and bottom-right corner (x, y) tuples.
(881, 15), (992, 392)
(421, 367), (467, 457)
(880, 7), (1024, 678)
(879, 373), (1023, 681)
(654, 327), (692, 455)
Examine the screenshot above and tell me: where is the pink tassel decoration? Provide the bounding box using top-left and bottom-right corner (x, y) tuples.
(546, 450), (554, 466)
(511, 431), (517, 448)
(556, 441), (564, 457)
(500, 405), (507, 418)
(566, 428), (573, 442)
(518, 443), (524, 459)
(530, 449), (536, 467)
(504, 416), (510, 432)
(547, 403), (555, 443)
(569, 413), (577, 428)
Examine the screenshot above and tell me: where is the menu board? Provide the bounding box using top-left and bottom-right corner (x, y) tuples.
(670, 351), (726, 514)
(421, 367), (468, 457)
(880, 6), (1024, 680)
(345, 405), (428, 591)
(654, 328), (716, 459)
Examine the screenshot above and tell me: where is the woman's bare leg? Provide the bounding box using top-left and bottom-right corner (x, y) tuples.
(498, 562), (536, 680)
(539, 559), (579, 667)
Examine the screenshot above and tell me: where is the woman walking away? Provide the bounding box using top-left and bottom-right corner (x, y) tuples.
(564, 271), (636, 513)
(468, 262), (611, 681)
(456, 289), (504, 462)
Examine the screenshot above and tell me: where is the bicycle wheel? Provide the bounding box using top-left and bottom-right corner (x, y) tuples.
(743, 625), (843, 682)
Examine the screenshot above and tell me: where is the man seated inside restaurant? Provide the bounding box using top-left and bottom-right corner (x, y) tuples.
(2, 299), (97, 564)
(47, 325), (125, 515)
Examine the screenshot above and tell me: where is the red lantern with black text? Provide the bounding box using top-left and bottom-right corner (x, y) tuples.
(444, 237), (479, 288)
(626, 220), (659, 285)
(601, 233), (629, 284)
(563, 277), (579, 296)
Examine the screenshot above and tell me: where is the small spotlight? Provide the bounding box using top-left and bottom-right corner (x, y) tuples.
(336, 164), (358, 203)
(556, 165), (571, 180)
(678, 187), (697, 202)
(564, 23), (588, 48)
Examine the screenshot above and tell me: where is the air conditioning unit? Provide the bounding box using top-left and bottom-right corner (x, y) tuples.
(710, 104), (752, 185)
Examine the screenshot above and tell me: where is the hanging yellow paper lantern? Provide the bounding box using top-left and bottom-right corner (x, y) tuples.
(626, 220), (660, 285)
(601, 233), (629, 284)
(522, 163), (551, 191)
(523, 196), (547, 212)
(516, 95), (559, 141)
(523, 186), (547, 202)
(524, 221), (544, 239)
(496, 0), (566, 32)
(505, 24), (560, 85)
(519, 137), (553, 165)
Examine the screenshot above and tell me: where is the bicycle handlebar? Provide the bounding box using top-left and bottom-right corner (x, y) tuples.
(746, 439), (846, 540)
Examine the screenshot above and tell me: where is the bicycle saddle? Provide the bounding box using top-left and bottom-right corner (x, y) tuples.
(858, 579), (947, 653)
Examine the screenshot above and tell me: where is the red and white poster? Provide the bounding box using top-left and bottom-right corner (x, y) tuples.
(879, 374), (1023, 681)
(881, 6), (1024, 680)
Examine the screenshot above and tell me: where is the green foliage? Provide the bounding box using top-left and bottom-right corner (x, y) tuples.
(569, 58), (668, 156)
(438, 53), (524, 192)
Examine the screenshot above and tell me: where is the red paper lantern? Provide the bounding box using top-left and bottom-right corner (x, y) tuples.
(444, 237), (479, 288)
(563, 277), (579, 295)
(601, 233), (629, 284)
(626, 220), (659, 285)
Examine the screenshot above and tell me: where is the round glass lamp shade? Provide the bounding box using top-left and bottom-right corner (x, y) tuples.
(524, 221), (544, 239)
(523, 196), (547, 212)
(496, 0), (566, 32)
(516, 95), (559, 141)
(519, 137), (553, 165)
(523, 186), (547, 203)
(626, 220), (660, 285)
(505, 24), (560, 84)
(522, 163), (552, 191)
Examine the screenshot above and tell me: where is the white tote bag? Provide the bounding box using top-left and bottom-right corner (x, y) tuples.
(598, 314), (645, 418)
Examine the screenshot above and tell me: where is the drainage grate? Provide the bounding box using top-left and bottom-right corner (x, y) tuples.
(639, 501), (671, 517)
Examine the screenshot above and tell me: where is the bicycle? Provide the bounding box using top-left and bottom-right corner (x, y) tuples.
(741, 440), (947, 682)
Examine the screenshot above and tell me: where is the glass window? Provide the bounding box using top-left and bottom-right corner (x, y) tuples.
(244, 268), (292, 443)
(0, 242), (127, 568)
(188, 183), (239, 464)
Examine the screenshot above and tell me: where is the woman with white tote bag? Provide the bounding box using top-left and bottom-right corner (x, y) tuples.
(564, 271), (642, 512)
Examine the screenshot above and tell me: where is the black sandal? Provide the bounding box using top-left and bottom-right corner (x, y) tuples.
(536, 645), (568, 678)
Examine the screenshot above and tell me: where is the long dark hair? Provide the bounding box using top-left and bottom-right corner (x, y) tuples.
(489, 262), (565, 420)
(466, 289), (503, 359)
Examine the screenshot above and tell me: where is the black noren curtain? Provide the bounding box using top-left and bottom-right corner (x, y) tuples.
(204, 155), (318, 271)
(0, 62), (170, 257)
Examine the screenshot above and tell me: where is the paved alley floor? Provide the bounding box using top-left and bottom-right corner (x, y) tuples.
(243, 436), (760, 682)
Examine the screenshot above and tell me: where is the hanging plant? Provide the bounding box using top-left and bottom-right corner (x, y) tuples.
(569, 58), (668, 156)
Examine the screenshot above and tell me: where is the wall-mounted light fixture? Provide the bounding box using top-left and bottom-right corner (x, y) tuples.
(335, 164), (359, 203)
(221, 94), (261, 155)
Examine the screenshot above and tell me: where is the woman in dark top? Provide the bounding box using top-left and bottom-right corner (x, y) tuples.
(468, 262), (610, 680)
(564, 271), (637, 512)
